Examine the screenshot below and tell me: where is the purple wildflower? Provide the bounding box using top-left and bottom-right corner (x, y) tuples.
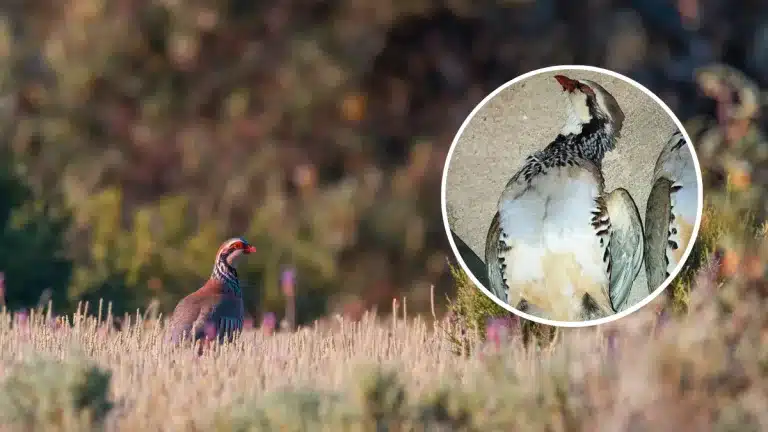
(281, 268), (296, 297)
(485, 316), (518, 349)
(15, 310), (29, 328)
(262, 312), (277, 335)
(243, 316), (254, 330)
(0, 272), (5, 307)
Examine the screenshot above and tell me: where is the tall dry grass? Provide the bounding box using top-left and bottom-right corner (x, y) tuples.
(0, 266), (765, 432)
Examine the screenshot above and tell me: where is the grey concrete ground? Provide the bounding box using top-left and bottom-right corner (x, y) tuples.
(445, 69), (686, 313)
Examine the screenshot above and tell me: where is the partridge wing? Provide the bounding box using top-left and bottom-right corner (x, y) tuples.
(662, 133), (699, 272)
(644, 177), (673, 294)
(168, 294), (205, 343)
(604, 188), (645, 311)
(646, 130), (699, 293)
(484, 211), (510, 304)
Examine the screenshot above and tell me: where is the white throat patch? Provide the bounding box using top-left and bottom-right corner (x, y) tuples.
(560, 90), (592, 136)
(226, 249), (245, 267)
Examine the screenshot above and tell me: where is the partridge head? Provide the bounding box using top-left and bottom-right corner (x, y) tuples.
(554, 74), (625, 144)
(211, 237), (257, 289)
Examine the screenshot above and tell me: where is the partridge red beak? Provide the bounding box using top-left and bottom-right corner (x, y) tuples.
(245, 245), (256, 254)
(554, 74), (578, 93)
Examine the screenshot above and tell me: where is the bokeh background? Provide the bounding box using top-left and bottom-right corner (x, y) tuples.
(0, 0), (765, 325)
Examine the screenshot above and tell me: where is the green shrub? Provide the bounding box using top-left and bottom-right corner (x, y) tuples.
(666, 201), (724, 314)
(212, 389), (347, 432)
(0, 148), (72, 312)
(443, 262), (506, 355)
(444, 262), (557, 353)
(348, 365), (409, 430)
(412, 386), (477, 431)
(0, 355), (113, 431)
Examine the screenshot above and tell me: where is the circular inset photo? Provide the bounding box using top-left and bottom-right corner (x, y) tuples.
(441, 65), (704, 327)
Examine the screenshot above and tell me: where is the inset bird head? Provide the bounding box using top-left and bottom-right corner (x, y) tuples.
(215, 237), (256, 269)
(554, 74), (625, 139)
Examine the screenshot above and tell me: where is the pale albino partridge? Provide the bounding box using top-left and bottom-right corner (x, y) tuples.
(167, 237), (255, 343)
(485, 74), (644, 322)
(644, 130), (698, 293)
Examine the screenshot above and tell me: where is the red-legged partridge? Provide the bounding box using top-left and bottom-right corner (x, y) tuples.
(485, 74), (644, 322)
(167, 237), (255, 343)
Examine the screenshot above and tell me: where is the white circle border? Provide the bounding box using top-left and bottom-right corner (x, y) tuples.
(440, 64), (705, 328)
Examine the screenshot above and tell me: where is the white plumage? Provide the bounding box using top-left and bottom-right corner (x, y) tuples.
(500, 167), (607, 280)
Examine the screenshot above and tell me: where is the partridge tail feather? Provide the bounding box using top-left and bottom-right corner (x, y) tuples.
(605, 188), (644, 311)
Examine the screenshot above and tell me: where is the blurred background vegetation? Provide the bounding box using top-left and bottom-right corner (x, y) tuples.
(0, 0), (766, 326)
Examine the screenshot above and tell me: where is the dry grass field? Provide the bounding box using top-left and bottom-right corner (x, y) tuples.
(0, 255), (766, 432)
